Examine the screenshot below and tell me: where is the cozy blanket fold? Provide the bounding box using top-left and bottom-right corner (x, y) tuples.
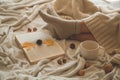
(0, 0), (120, 80)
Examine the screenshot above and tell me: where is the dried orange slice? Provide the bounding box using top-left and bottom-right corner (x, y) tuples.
(21, 42), (35, 48)
(43, 39), (54, 46)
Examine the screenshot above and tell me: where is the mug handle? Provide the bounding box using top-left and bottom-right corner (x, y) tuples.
(99, 46), (105, 51)
(98, 46), (107, 62)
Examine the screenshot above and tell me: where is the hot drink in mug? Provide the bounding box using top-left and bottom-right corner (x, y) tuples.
(80, 40), (100, 60)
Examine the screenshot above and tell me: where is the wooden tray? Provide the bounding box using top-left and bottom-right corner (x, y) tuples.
(15, 31), (65, 64)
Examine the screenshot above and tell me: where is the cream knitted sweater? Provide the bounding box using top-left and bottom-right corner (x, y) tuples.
(40, 0), (120, 51)
(1, 0), (120, 80)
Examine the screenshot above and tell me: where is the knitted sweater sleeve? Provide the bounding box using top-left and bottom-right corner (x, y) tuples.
(84, 12), (120, 51)
(54, 0), (99, 19)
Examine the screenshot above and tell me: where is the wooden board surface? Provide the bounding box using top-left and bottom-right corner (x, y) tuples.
(15, 31), (65, 64)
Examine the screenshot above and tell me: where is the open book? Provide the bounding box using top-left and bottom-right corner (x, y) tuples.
(15, 31), (65, 64)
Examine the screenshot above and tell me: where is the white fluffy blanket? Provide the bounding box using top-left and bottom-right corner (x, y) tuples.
(0, 0), (120, 80)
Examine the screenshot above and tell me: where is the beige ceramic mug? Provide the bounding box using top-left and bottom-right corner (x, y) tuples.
(80, 40), (100, 60)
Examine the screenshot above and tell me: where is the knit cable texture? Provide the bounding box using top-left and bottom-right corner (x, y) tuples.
(0, 0), (120, 80)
